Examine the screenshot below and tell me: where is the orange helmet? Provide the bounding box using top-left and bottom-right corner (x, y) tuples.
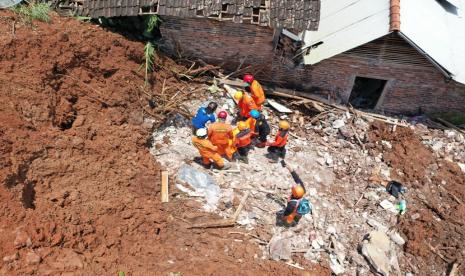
(243, 74), (254, 83)
(279, 120), (290, 130)
(292, 185), (305, 199)
(237, 121), (248, 131)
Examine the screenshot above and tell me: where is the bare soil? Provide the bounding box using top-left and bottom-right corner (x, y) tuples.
(0, 11), (330, 275)
(370, 122), (465, 274)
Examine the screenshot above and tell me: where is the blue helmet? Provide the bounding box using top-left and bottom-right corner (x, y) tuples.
(249, 110), (260, 119)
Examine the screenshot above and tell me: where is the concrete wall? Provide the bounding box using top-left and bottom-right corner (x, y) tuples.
(160, 16), (465, 114)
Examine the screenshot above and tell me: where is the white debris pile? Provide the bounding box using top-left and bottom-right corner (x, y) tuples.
(148, 88), (465, 274)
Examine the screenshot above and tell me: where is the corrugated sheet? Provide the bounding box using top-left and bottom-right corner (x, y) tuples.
(79, 0), (320, 31)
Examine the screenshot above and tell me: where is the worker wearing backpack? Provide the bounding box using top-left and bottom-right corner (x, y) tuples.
(280, 160), (312, 226)
(281, 185), (312, 226)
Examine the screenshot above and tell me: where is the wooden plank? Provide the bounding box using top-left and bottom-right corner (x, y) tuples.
(188, 191), (250, 229)
(435, 117), (465, 135)
(161, 171), (169, 203)
(267, 99), (293, 113)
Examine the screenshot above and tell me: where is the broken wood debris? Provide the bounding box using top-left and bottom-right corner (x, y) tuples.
(161, 171), (169, 203)
(188, 191), (250, 229)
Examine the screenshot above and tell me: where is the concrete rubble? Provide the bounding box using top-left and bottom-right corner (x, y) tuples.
(149, 86), (465, 274)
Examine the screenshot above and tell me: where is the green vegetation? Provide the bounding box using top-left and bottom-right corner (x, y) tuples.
(430, 112), (465, 126)
(143, 15), (162, 38)
(75, 16), (91, 22)
(11, 1), (52, 24)
(143, 42), (156, 87)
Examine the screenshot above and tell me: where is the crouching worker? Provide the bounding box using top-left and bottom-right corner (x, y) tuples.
(266, 120), (289, 162)
(192, 128), (230, 170)
(234, 121), (252, 164)
(191, 102), (218, 133)
(208, 111), (234, 160)
(280, 185), (311, 226)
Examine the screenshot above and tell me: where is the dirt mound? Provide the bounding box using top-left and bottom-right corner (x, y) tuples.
(0, 11), (327, 275)
(369, 122), (465, 274)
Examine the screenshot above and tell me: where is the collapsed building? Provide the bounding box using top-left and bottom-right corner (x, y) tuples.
(71, 0), (465, 114)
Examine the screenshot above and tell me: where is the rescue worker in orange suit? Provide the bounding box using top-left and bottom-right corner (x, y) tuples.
(245, 110), (260, 137)
(192, 128), (230, 170)
(280, 161), (310, 226)
(266, 120), (290, 162)
(282, 185), (306, 226)
(234, 91), (258, 121)
(233, 121), (253, 164)
(255, 113), (270, 148)
(243, 74), (265, 110)
(208, 111), (234, 160)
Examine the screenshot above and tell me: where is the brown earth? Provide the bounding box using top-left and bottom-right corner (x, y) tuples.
(0, 11), (330, 275)
(370, 122), (465, 274)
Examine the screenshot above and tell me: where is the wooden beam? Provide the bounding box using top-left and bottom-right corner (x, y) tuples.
(161, 171), (169, 203)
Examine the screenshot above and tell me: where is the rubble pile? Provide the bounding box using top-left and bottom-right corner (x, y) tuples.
(151, 86), (460, 275)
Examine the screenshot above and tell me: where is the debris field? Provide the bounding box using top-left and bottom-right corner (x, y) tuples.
(1, 8), (465, 276)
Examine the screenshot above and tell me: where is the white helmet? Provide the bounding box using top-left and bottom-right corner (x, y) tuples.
(196, 128), (208, 137)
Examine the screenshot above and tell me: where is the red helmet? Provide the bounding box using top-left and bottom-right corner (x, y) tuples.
(218, 111), (228, 119)
(243, 74), (254, 83)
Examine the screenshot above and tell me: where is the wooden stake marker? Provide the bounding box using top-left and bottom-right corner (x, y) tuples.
(161, 171), (169, 203)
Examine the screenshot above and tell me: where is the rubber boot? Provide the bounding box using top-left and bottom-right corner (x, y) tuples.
(268, 153), (279, 163)
(219, 162), (231, 170)
(239, 155), (249, 164)
(256, 141), (267, 148)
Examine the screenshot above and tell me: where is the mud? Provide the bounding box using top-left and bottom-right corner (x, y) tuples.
(370, 122), (465, 274)
(0, 11), (329, 275)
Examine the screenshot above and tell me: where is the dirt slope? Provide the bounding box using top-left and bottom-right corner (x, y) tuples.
(0, 11), (328, 275)
(370, 122), (465, 274)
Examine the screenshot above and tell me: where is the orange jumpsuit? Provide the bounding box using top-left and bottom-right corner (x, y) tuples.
(250, 80), (265, 110)
(245, 117), (257, 136)
(238, 93), (258, 118)
(268, 130), (289, 147)
(208, 122), (234, 159)
(192, 136), (224, 168)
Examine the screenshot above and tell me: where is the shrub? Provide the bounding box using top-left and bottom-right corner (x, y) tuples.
(11, 1), (51, 24)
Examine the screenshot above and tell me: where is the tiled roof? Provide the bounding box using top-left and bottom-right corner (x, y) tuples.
(75, 0), (320, 31)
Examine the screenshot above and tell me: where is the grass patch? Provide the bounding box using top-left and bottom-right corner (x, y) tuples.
(430, 112), (465, 126)
(142, 42), (156, 87)
(11, 1), (52, 24)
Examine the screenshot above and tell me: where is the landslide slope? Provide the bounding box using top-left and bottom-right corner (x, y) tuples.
(0, 11), (318, 275)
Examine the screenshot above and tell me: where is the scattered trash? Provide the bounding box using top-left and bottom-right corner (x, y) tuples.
(332, 119), (345, 129)
(386, 181), (407, 198)
(396, 200), (407, 214)
(177, 165), (221, 211)
(379, 199), (398, 214)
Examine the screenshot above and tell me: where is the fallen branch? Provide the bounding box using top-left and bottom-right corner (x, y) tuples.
(349, 124), (366, 151)
(448, 262), (459, 276)
(285, 262), (304, 270)
(427, 243), (451, 263)
(228, 231), (268, 245)
(435, 117), (465, 135)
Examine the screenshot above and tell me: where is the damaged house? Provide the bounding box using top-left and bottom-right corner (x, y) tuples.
(74, 0), (465, 114)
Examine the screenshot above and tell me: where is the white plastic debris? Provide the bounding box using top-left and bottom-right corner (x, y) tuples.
(332, 119), (345, 129)
(380, 199), (398, 214)
(178, 165), (221, 211)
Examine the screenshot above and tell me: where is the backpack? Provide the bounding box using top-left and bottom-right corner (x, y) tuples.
(296, 198), (312, 215)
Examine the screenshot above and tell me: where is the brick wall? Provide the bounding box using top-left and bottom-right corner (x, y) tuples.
(159, 16), (276, 74)
(160, 17), (465, 114)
